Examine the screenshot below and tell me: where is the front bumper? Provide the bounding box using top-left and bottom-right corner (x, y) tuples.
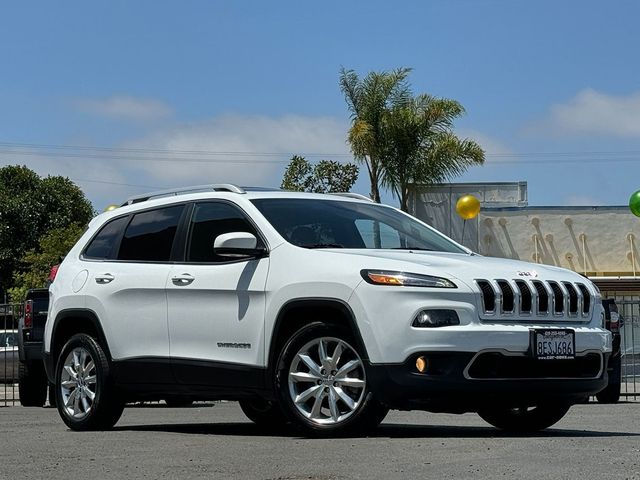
(367, 350), (609, 413)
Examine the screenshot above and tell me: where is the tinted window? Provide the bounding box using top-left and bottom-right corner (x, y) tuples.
(84, 216), (129, 259)
(118, 206), (184, 261)
(251, 198), (466, 253)
(354, 219), (401, 248)
(187, 202), (259, 262)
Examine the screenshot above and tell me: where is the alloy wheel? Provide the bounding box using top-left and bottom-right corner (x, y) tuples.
(287, 336), (366, 425)
(60, 347), (97, 419)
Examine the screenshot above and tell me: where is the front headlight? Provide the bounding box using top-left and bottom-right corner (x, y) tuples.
(360, 270), (457, 288)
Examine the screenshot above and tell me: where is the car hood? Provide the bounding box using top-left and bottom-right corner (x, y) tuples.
(320, 249), (589, 286)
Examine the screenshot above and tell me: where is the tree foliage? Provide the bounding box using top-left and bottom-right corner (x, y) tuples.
(339, 67), (485, 210)
(8, 223), (86, 302)
(0, 165), (94, 296)
(382, 94), (485, 211)
(339, 67), (411, 203)
(281, 155), (359, 193)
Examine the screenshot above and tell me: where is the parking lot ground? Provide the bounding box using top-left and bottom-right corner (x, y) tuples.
(1, 402), (639, 480)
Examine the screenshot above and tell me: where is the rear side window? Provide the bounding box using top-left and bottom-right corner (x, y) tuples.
(84, 216), (129, 260)
(187, 202), (260, 263)
(118, 206), (184, 262)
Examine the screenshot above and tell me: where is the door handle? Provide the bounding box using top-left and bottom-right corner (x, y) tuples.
(171, 274), (194, 286)
(95, 273), (114, 284)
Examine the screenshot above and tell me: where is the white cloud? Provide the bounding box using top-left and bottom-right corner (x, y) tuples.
(1, 114), (352, 210)
(124, 114), (351, 187)
(75, 95), (172, 121)
(538, 88), (640, 137)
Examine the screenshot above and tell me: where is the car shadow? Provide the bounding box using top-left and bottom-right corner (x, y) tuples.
(113, 421), (640, 439)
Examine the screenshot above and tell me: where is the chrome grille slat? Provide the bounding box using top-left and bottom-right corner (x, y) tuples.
(476, 278), (593, 321)
(562, 282), (579, 315)
(496, 280), (515, 314)
(547, 281), (564, 315)
(576, 283), (591, 315)
(514, 280), (532, 314)
(531, 280), (550, 315)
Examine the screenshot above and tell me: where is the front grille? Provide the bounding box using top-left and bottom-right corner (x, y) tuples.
(532, 281), (549, 313)
(576, 283), (591, 314)
(477, 280), (496, 312)
(548, 281), (564, 314)
(563, 282), (579, 314)
(466, 352), (602, 379)
(476, 278), (593, 320)
(496, 280), (514, 313)
(514, 280), (532, 313)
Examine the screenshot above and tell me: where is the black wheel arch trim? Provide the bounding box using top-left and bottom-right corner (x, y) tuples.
(267, 298), (368, 375)
(50, 308), (112, 366)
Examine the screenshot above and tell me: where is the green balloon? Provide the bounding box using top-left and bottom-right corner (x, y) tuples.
(630, 190), (640, 217)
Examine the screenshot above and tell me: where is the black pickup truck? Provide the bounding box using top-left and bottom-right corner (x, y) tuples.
(596, 298), (622, 403)
(17, 288), (54, 406)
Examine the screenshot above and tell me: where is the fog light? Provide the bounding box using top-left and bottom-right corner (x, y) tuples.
(412, 309), (460, 328)
(416, 356), (428, 373)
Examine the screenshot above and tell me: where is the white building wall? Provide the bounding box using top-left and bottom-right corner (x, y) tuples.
(479, 207), (640, 276)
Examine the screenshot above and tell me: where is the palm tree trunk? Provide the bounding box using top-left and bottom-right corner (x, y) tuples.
(399, 183), (410, 212)
(365, 156), (381, 203)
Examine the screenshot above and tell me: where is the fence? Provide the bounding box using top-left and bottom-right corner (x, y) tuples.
(1, 303), (21, 407)
(2, 301), (640, 407)
(618, 300), (640, 400)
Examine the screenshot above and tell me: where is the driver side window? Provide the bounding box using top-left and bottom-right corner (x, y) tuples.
(186, 202), (260, 263)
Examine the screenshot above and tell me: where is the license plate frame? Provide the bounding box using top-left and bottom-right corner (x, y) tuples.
(532, 329), (576, 360)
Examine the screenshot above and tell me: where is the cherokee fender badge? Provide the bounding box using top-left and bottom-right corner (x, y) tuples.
(217, 342), (252, 349)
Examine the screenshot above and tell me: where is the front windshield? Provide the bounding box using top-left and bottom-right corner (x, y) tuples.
(251, 198), (466, 253)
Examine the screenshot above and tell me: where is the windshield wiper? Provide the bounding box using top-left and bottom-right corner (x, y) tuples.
(303, 243), (345, 249)
(391, 247), (434, 251)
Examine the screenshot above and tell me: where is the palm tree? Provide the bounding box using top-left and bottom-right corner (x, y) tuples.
(381, 94), (485, 211)
(339, 67), (412, 202)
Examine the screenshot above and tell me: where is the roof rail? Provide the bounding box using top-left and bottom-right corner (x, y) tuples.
(328, 192), (374, 202)
(120, 183), (246, 206)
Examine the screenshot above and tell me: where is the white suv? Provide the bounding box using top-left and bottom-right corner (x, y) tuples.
(43, 184), (611, 435)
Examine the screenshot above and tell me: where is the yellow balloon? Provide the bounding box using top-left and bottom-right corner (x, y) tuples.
(456, 195), (481, 220)
(104, 204), (118, 212)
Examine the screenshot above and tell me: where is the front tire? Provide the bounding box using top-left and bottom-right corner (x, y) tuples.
(239, 398), (288, 428)
(55, 334), (124, 431)
(275, 323), (388, 436)
(478, 403), (571, 432)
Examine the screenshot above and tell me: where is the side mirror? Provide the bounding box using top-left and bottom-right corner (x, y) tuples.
(213, 232), (266, 257)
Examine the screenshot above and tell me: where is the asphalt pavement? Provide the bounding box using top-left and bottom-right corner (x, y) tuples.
(1, 401), (639, 480)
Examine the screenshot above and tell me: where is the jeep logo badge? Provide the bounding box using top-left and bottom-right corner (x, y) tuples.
(517, 270), (538, 277)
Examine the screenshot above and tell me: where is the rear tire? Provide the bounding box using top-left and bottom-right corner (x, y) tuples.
(55, 334), (124, 431)
(478, 403), (571, 432)
(275, 322), (388, 436)
(18, 361), (47, 407)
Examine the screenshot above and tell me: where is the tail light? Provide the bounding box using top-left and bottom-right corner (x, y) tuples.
(24, 300), (33, 329)
(48, 264), (59, 283)
(609, 311), (620, 333)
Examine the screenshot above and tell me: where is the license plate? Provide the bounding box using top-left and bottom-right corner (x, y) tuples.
(533, 329), (575, 360)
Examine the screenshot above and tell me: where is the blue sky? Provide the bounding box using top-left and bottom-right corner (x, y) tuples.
(1, 1), (639, 210)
